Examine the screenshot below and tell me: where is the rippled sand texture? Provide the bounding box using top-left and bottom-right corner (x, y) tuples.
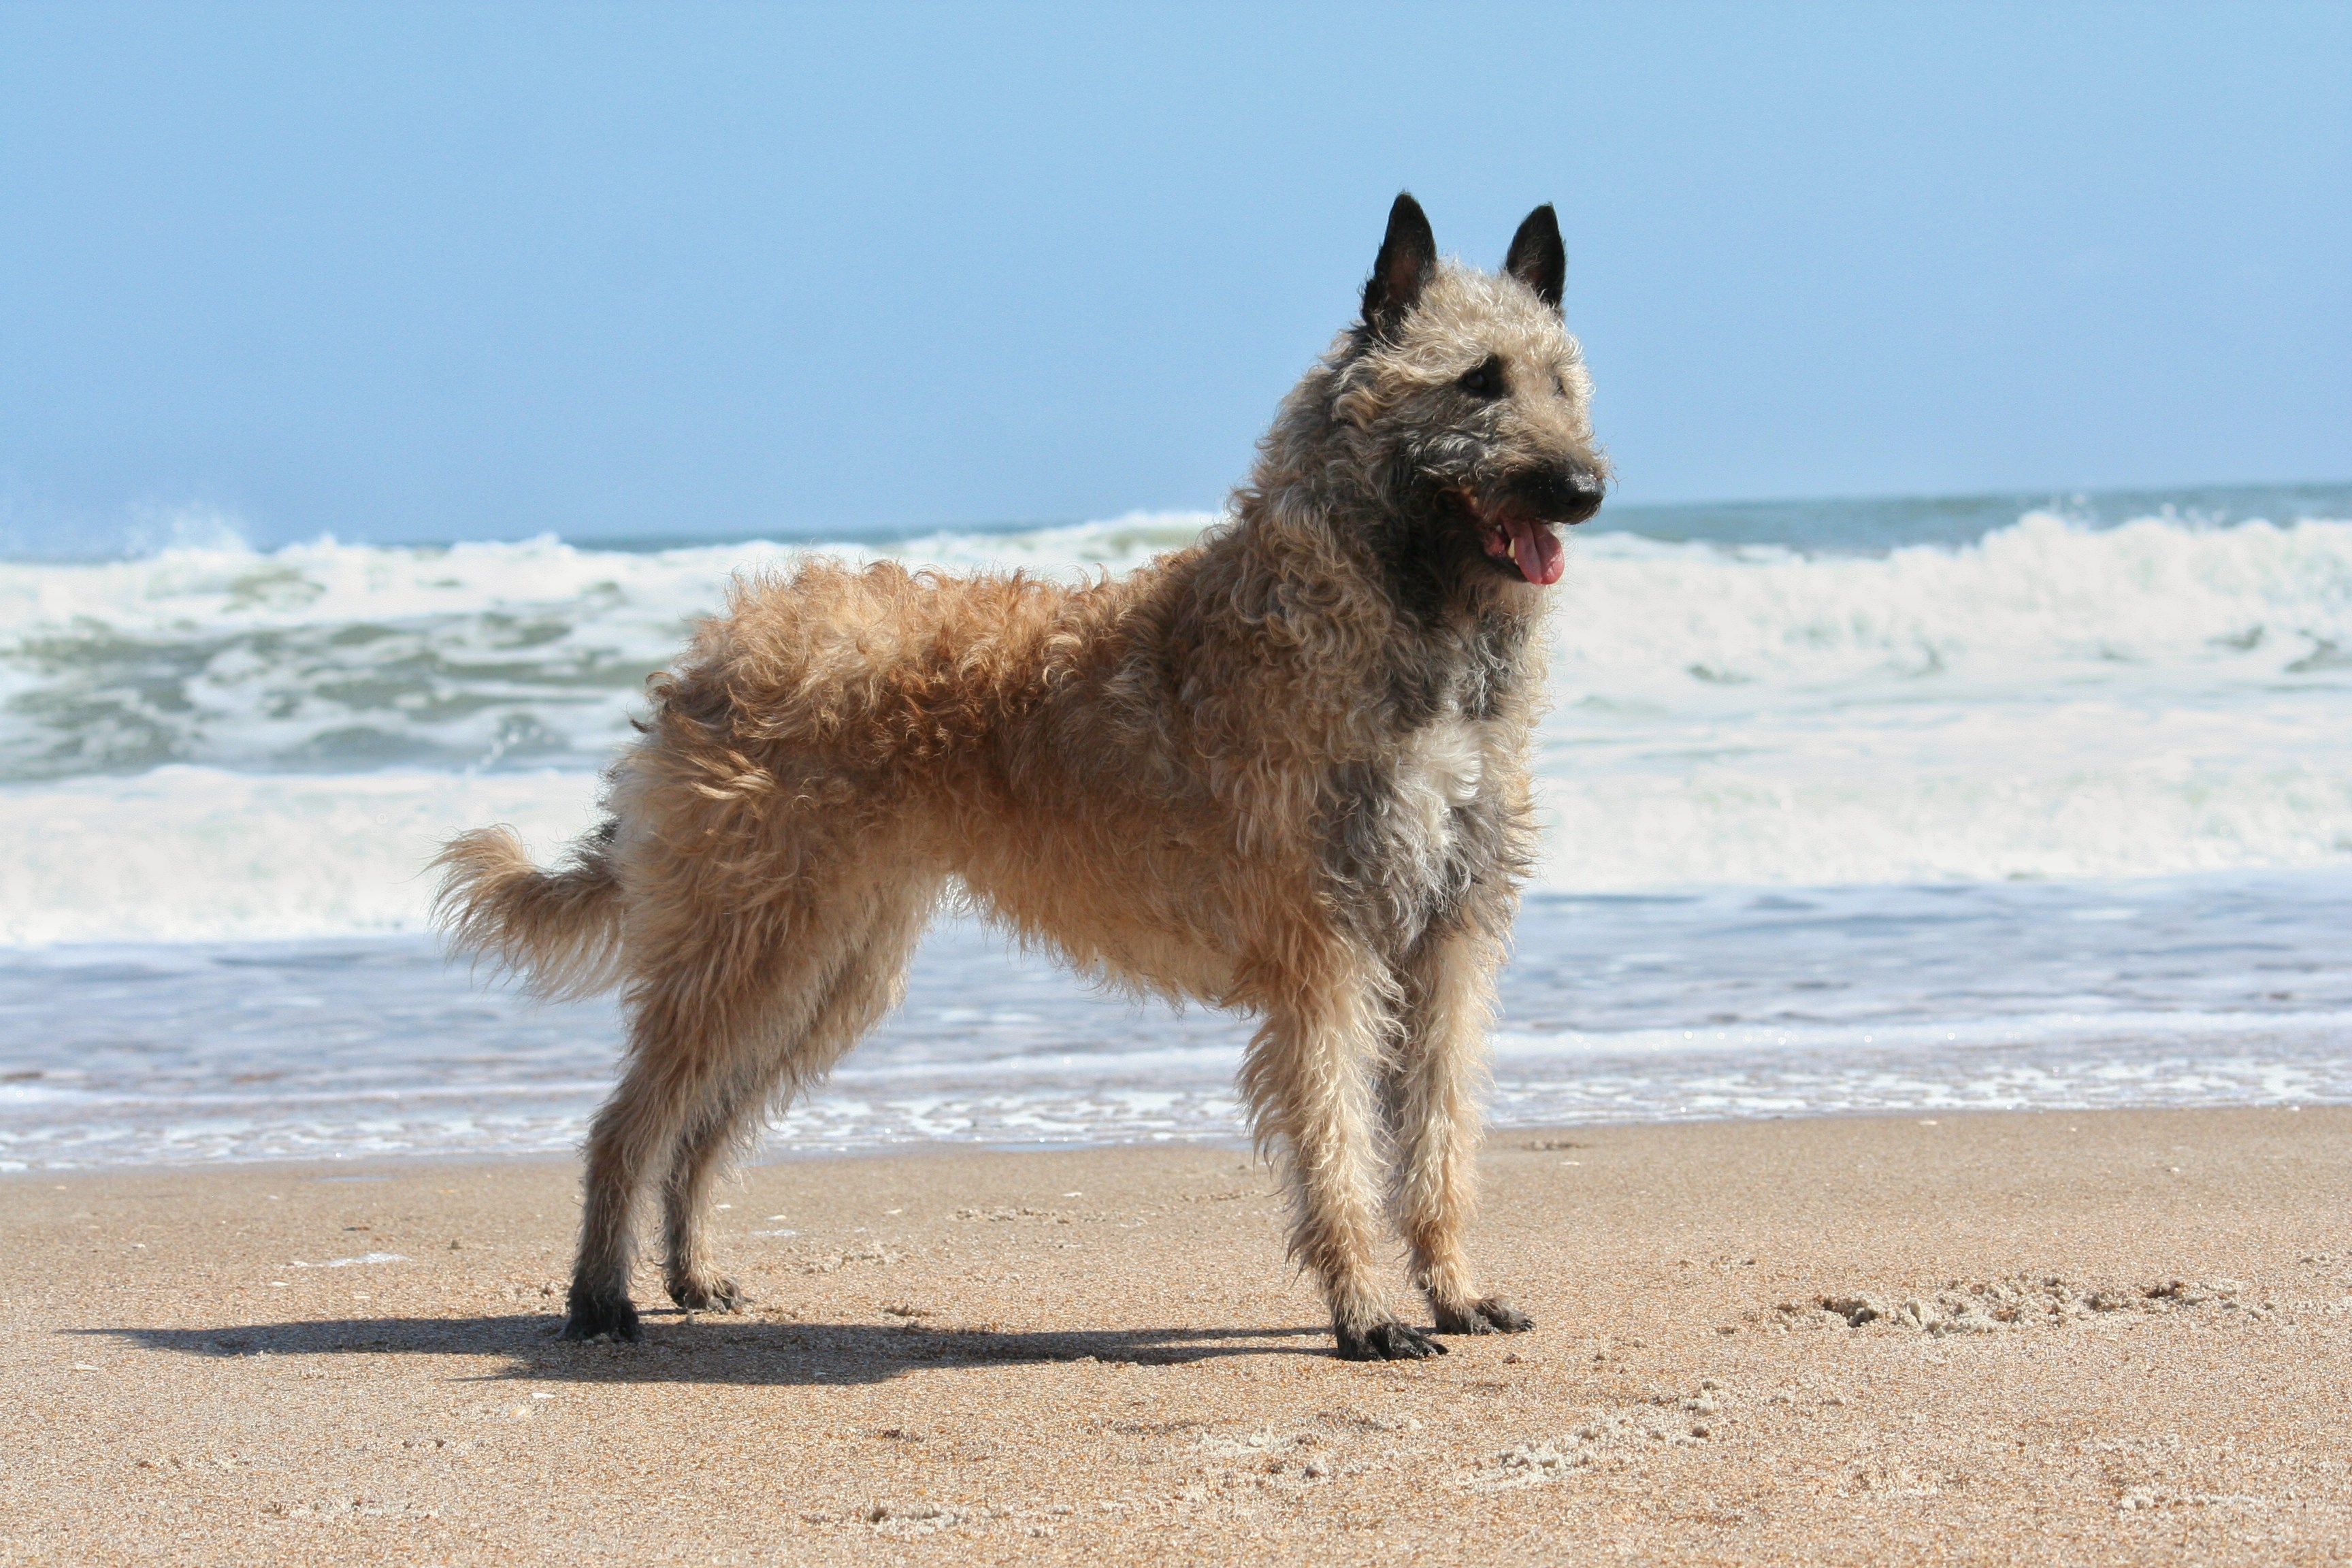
(7, 1107), (2349, 1565)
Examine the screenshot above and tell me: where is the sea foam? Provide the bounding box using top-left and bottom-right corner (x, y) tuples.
(0, 766), (602, 945)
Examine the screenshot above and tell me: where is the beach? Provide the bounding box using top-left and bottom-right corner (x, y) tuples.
(7, 1106), (2348, 1565)
(8, 9), (2346, 1561)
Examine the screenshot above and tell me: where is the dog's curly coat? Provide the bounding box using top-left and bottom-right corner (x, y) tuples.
(436, 194), (1607, 1359)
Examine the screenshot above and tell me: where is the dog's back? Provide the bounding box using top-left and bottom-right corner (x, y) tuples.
(661, 558), (1151, 781)
(627, 551), (1247, 998)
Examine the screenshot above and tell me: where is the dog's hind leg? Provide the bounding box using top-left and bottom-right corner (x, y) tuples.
(1389, 922), (1533, 1337)
(655, 1049), (773, 1316)
(563, 981), (730, 1342)
(656, 879), (936, 1314)
(1243, 945), (1440, 1361)
(563, 877), (836, 1341)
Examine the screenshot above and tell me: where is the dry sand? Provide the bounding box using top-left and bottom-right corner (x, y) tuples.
(4, 1107), (2349, 1565)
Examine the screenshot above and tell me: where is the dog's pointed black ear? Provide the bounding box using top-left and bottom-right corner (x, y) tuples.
(1362, 193), (1437, 339)
(1504, 204), (1565, 310)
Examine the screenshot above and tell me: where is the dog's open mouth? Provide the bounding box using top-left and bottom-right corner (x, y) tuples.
(1467, 499), (1569, 586)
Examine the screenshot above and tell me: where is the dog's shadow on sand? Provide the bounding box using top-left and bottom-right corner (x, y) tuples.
(78, 1311), (1329, 1386)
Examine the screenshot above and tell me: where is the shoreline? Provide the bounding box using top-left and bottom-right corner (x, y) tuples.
(7, 1106), (2350, 1563)
(9, 1094), (2351, 1179)
(15, 868), (2352, 1171)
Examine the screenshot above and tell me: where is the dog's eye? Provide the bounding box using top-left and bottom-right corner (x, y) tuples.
(1456, 356), (1505, 399)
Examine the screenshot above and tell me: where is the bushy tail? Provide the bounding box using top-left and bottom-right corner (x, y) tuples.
(431, 821), (625, 999)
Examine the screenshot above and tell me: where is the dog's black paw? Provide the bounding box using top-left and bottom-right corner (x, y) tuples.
(1335, 1320), (1450, 1361)
(559, 1290), (642, 1343)
(667, 1275), (745, 1313)
(1433, 1296), (1535, 1335)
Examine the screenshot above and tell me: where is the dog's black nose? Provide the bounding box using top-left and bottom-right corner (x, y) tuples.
(1558, 472), (1605, 525)
(1509, 466), (1606, 525)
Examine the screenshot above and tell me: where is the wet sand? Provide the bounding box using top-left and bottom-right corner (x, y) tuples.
(5, 1107), (2349, 1565)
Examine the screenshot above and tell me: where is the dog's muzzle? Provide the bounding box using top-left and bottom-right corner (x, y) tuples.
(1471, 468), (1605, 585)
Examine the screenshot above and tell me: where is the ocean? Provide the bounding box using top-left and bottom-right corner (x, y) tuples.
(3, 483), (2349, 1169)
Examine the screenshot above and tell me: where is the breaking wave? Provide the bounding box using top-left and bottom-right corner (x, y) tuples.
(2, 504), (2349, 943)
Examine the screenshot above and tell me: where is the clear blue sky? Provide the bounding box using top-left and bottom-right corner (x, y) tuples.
(3, 1), (2347, 551)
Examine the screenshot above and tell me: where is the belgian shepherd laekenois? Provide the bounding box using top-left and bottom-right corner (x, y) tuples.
(438, 193), (1607, 1358)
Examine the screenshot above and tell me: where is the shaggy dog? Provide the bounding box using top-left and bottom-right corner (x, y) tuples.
(436, 193), (1607, 1359)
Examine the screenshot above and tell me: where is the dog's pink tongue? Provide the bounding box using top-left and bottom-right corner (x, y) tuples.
(1509, 519), (1566, 585)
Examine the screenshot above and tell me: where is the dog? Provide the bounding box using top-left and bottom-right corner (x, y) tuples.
(434, 193), (1607, 1359)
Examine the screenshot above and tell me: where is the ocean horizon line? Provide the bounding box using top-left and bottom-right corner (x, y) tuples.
(5, 475), (2349, 565)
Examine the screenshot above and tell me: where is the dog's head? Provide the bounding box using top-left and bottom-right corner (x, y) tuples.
(1322, 193), (1609, 606)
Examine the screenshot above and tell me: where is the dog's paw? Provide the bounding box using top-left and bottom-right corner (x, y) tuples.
(559, 1291), (642, 1343)
(667, 1275), (746, 1313)
(1433, 1296), (1535, 1335)
(1335, 1320), (1450, 1361)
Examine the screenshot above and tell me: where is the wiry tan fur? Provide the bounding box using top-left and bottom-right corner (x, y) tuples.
(435, 195), (1608, 1359)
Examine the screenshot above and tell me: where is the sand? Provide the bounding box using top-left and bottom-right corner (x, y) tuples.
(4, 1107), (2349, 1565)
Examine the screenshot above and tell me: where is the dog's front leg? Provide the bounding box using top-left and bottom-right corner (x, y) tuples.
(1243, 954), (1443, 1360)
(1392, 923), (1533, 1337)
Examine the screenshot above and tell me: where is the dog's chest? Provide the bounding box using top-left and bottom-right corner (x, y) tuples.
(1316, 709), (1505, 945)
(1373, 710), (1503, 908)
(1390, 715), (1488, 843)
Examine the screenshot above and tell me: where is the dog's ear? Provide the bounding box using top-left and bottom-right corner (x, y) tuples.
(1504, 204), (1565, 311)
(1362, 193), (1437, 339)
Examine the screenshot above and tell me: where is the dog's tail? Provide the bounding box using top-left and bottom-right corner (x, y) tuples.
(431, 821), (625, 999)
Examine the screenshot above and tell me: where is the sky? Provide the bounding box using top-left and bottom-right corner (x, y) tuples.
(1, 1), (2347, 552)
